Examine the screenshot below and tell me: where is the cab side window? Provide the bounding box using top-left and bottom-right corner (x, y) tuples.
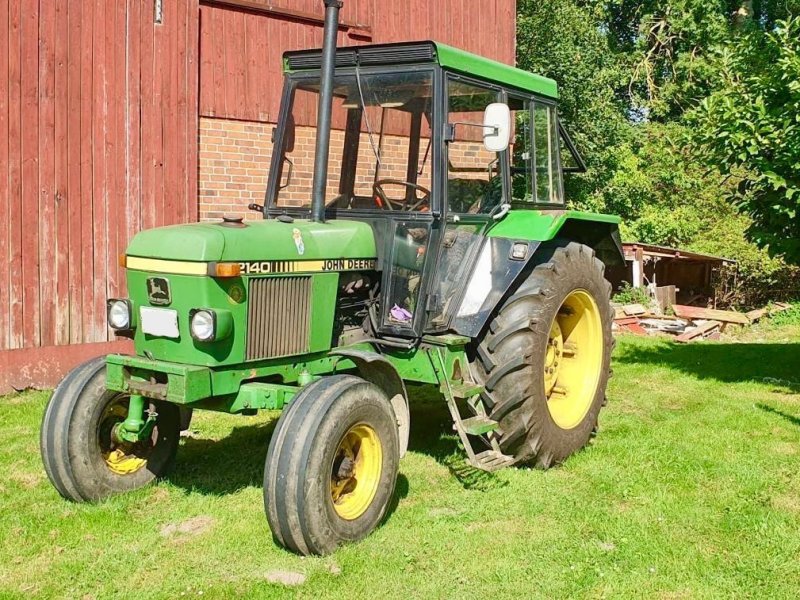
(533, 102), (564, 204)
(446, 80), (503, 215)
(509, 96), (533, 203)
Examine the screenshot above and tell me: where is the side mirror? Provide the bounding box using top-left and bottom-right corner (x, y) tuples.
(483, 103), (511, 153)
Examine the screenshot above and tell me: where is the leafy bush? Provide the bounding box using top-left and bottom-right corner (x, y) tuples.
(612, 282), (652, 307)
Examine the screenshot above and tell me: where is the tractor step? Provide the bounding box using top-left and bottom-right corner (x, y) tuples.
(443, 381), (484, 399)
(460, 416), (499, 436)
(428, 347), (515, 473)
(473, 450), (516, 472)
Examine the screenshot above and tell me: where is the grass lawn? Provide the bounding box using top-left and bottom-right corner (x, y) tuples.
(1, 317), (799, 598)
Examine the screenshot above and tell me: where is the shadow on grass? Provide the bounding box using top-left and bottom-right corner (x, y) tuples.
(168, 415), (411, 519)
(756, 403), (800, 428)
(615, 341), (800, 391)
(406, 391), (509, 492)
(166, 384), (507, 501)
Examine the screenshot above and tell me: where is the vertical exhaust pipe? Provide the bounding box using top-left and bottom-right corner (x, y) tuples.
(310, 0), (343, 223)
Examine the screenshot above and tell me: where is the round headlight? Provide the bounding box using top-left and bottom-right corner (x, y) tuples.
(108, 300), (131, 330)
(190, 310), (216, 341)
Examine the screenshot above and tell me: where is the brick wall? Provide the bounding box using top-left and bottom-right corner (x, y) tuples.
(198, 117), (273, 222)
(198, 116), (497, 220)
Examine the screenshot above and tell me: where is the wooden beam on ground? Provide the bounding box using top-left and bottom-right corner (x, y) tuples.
(672, 305), (750, 325)
(674, 321), (721, 343)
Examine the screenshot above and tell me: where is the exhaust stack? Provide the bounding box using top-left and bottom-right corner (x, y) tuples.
(310, 0), (343, 223)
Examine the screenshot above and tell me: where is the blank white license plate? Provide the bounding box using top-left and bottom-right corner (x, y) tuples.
(140, 307), (180, 338)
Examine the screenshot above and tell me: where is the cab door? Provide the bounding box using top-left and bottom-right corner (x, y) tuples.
(424, 76), (508, 332)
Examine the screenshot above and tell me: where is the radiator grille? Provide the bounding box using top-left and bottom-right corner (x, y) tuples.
(246, 276), (312, 360)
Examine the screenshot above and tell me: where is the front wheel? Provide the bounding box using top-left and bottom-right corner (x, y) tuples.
(263, 375), (400, 555)
(40, 358), (181, 502)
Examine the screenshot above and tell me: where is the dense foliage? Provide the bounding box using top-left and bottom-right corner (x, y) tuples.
(517, 1), (800, 305)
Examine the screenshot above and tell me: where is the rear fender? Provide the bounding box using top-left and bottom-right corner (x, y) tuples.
(330, 349), (410, 457)
(451, 216), (623, 338)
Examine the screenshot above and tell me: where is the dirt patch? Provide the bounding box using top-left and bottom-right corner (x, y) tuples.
(10, 469), (43, 489)
(159, 515), (215, 539)
(265, 570), (306, 586)
(773, 441), (798, 455)
(771, 493), (800, 514)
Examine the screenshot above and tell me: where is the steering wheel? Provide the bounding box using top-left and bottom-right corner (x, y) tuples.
(373, 179), (431, 212)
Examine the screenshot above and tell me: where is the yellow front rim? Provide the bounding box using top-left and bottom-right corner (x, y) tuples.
(330, 424), (383, 520)
(544, 289), (604, 430)
(99, 398), (150, 476)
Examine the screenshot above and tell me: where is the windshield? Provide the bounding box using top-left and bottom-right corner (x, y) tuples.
(271, 70), (434, 212)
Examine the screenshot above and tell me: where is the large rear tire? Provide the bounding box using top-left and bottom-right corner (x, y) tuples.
(40, 357), (181, 502)
(263, 375), (400, 556)
(473, 242), (613, 468)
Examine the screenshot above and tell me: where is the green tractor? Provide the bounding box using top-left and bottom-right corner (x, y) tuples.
(41, 0), (622, 556)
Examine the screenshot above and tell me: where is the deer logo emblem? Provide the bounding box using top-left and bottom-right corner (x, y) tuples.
(147, 277), (171, 306)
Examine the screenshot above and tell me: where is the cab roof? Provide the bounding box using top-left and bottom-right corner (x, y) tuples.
(283, 41), (559, 100)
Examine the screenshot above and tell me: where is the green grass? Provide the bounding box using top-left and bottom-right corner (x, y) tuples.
(1, 327), (799, 599)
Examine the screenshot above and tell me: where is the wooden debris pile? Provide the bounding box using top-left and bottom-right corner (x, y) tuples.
(613, 302), (792, 343)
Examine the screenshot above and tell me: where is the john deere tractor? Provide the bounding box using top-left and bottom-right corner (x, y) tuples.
(41, 1), (623, 556)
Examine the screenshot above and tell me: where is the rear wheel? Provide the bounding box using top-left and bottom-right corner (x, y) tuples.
(263, 375), (400, 555)
(40, 358), (181, 501)
(473, 242), (613, 468)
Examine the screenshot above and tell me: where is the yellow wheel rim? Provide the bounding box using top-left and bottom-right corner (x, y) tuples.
(544, 289), (604, 430)
(99, 398), (150, 476)
(330, 424), (383, 520)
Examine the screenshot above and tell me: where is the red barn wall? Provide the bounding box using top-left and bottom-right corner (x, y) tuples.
(0, 0), (516, 393)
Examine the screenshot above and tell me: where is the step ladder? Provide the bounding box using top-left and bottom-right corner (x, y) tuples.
(428, 347), (515, 472)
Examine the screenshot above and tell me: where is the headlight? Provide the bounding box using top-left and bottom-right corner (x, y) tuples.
(190, 309), (216, 342)
(107, 299), (131, 330)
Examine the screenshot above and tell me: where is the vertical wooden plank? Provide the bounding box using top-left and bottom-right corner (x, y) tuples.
(186, 0), (199, 222)
(223, 9), (239, 118)
(212, 7), (226, 118)
(0, 0), (10, 350)
(67, 0), (83, 343)
(139, 0), (154, 230)
(244, 12), (258, 120)
(161, 0), (176, 224)
(78, 0), (94, 342)
(175, 0), (189, 222)
(54, 0), (70, 345)
(126, 0), (141, 255)
(20, 0), (40, 348)
(198, 5), (212, 116)
(91, 0), (107, 342)
(151, 1), (164, 227)
(8, 0), (22, 349)
(106, 0), (125, 302)
(39, 0), (56, 348)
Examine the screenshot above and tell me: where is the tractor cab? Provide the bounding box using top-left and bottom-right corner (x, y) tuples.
(264, 42), (584, 340)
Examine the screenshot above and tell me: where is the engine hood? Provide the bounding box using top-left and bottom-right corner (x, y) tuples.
(126, 218), (377, 263)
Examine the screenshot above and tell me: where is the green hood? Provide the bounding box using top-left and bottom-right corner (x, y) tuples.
(126, 219), (377, 262)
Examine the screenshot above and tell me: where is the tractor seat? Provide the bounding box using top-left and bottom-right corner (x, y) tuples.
(447, 176), (503, 214)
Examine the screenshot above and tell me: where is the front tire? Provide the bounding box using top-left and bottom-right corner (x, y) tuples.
(473, 242), (613, 468)
(263, 375), (400, 556)
(40, 357), (181, 502)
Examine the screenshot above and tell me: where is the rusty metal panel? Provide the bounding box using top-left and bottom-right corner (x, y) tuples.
(246, 276), (312, 360)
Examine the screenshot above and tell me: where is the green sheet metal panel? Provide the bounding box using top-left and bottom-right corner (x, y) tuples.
(126, 219), (377, 262)
(487, 210), (621, 241)
(434, 43), (559, 99)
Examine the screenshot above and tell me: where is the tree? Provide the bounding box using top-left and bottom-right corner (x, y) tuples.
(692, 17), (800, 263)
